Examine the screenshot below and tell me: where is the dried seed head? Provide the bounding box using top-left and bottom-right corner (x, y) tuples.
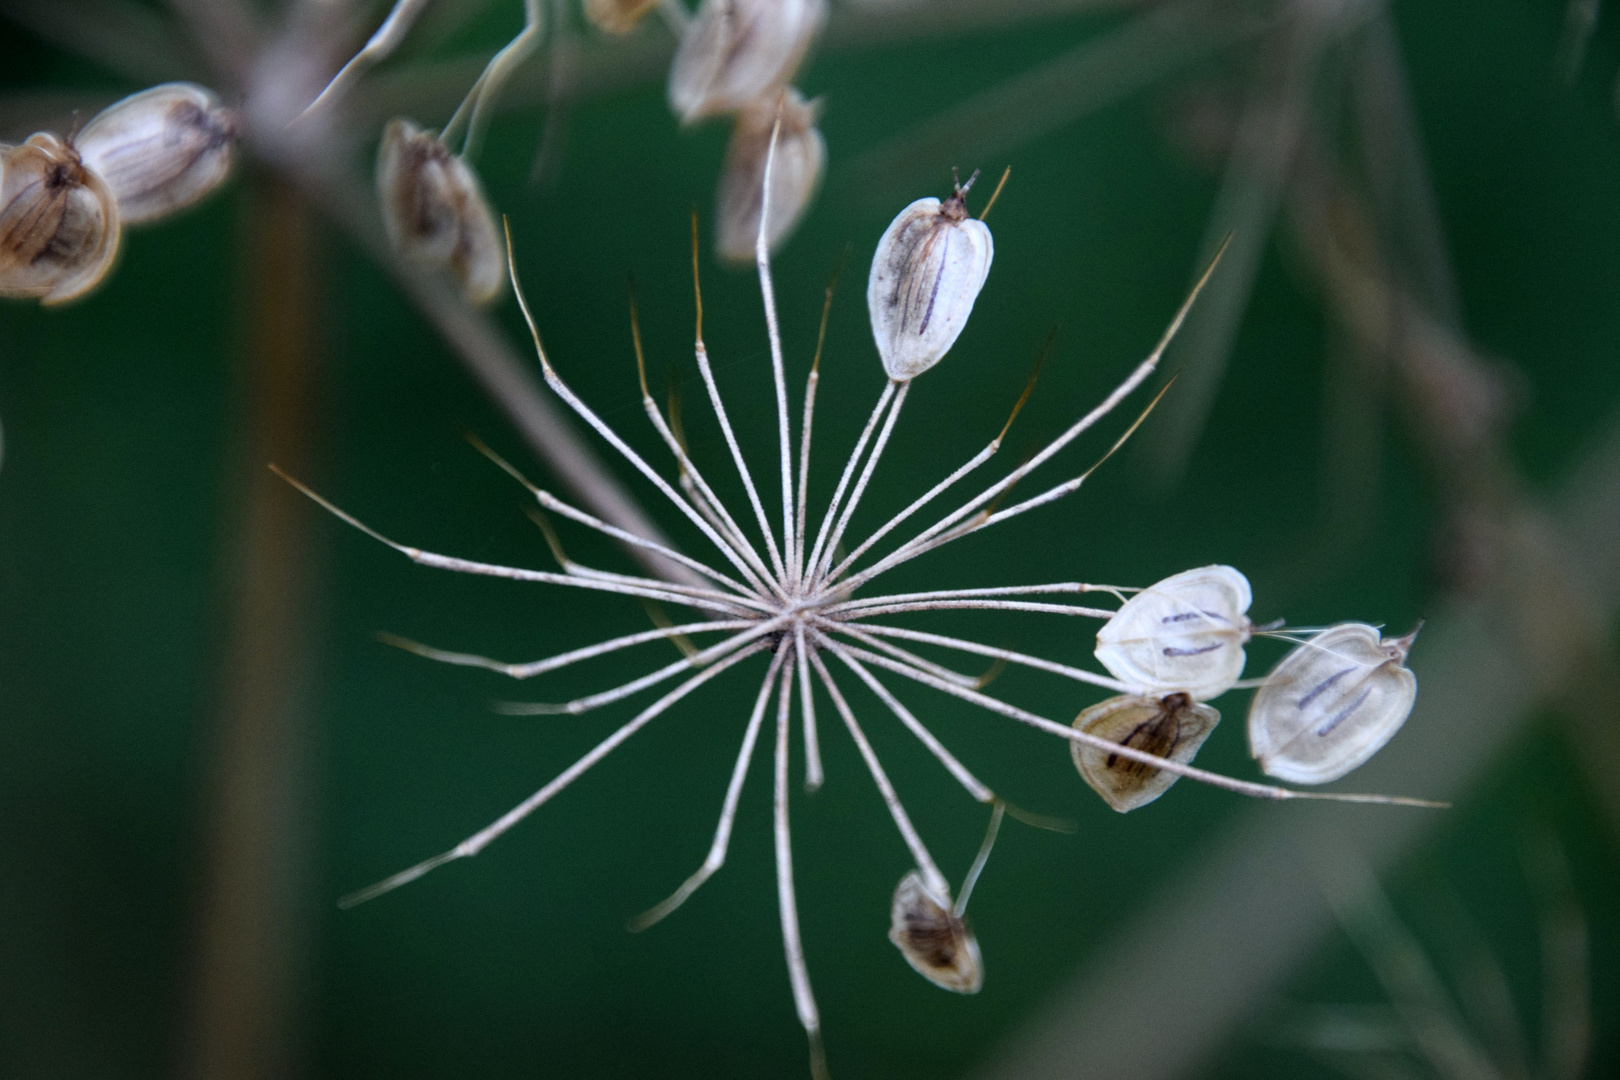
(1071, 692), (1220, 812)
(376, 118), (504, 305)
(667, 0), (828, 124)
(1247, 622), (1420, 784)
(1094, 565), (1253, 700)
(867, 173), (994, 381)
(75, 82), (236, 226)
(714, 88), (824, 263)
(0, 133), (121, 306)
(888, 870), (982, 994)
(585, 0), (660, 34)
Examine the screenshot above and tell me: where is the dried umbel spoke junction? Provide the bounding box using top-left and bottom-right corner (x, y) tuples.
(280, 134), (1439, 1079)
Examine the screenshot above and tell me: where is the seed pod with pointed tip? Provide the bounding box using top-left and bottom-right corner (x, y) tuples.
(888, 871), (982, 994)
(585, 0), (660, 34)
(667, 0), (828, 125)
(376, 118), (504, 306)
(75, 82), (236, 226)
(867, 176), (994, 381)
(714, 88), (824, 263)
(0, 133), (121, 306)
(1071, 692), (1220, 812)
(1248, 622), (1420, 784)
(1094, 565), (1253, 700)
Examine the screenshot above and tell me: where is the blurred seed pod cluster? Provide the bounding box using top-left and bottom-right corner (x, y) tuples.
(666, 0), (829, 261)
(0, 82), (235, 306)
(376, 118), (505, 306)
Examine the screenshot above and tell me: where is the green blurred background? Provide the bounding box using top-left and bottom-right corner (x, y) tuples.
(0, 1), (1616, 1078)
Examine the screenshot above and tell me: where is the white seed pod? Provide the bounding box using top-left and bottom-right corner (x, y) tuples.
(714, 88), (824, 263)
(1247, 622), (1420, 784)
(584, 0), (660, 34)
(888, 870), (982, 994)
(0, 133), (121, 306)
(667, 0), (828, 125)
(376, 118), (504, 306)
(75, 82), (236, 226)
(1094, 565), (1253, 700)
(1071, 692), (1220, 813)
(866, 176), (994, 382)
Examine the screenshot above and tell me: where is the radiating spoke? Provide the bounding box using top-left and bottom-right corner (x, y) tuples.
(815, 631), (994, 803)
(831, 621), (1129, 692)
(272, 466), (760, 617)
(508, 243), (787, 600)
(497, 617), (786, 715)
(808, 650), (948, 898)
(378, 620), (755, 680)
(629, 643), (791, 931)
(338, 639), (771, 909)
(794, 623), (824, 792)
(813, 380), (910, 583)
(805, 382), (897, 579)
(753, 112), (799, 584)
(773, 641), (827, 1080)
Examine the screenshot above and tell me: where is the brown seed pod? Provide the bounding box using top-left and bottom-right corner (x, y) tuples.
(75, 82), (236, 226)
(713, 88), (824, 262)
(0, 133), (121, 306)
(376, 117), (504, 306)
(888, 870), (982, 994)
(584, 0), (660, 34)
(1070, 692), (1221, 812)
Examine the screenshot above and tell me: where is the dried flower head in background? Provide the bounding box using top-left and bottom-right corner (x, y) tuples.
(377, 117), (504, 305)
(75, 83), (237, 226)
(714, 88), (825, 262)
(867, 171), (995, 381)
(1248, 622), (1422, 784)
(0, 133), (121, 306)
(668, 0), (828, 124)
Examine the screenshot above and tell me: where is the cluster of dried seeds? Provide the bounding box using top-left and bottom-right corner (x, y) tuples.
(281, 120), (1440, 1075)
(0, 83), (235, 305)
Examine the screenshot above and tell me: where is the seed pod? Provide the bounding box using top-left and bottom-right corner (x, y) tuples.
(1071, 692), (1220, 812)
(376, 118), (504, 306)
(75, 83), (236, 226)
(866, 175), (994, 381)
(714, 88), (824, 263)
(0, 133), (121, 306)
(1094, 565), (1253, 700)
(888, 871), (982, 994)
(1247, 622), (1420, 784)
(584, 0), (660, 34)
(667, 0), (828, 125)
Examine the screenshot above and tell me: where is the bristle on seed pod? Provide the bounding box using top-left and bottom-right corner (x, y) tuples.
(1247, 622), (1420, 784)
(867, 172), (994, 381)
(376, 118), (504, 305)
(888, 871), (982, 994)
(714, 88), (824, 262)
(0, 133), (121, 306)
(667, 0), (828, 125)
(75, 82), (236, 226)
(1094, 565), (1253, 701)
(1071, 693), (1220, 812)
(584, 0), (660, 34)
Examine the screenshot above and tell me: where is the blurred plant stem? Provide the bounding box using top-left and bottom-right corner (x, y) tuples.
(182, 171), (323, 1080)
